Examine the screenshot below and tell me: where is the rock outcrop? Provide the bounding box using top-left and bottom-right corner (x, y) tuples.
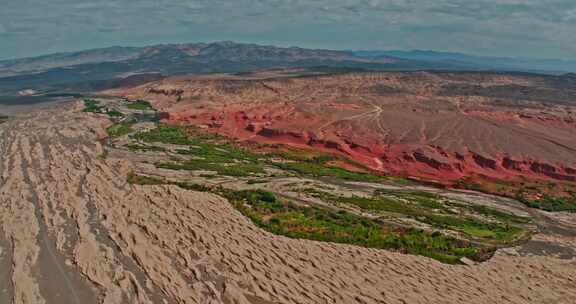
(112, 71), (576, 190)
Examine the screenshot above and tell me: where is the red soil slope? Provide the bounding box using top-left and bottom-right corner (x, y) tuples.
(110, 71), (576, 191)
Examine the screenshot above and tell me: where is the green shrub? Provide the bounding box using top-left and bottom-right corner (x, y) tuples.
(306, 189), (526, 242)
(127, 173), (211, 192)
(83, 99), (104, 113)
(516, 192), (576, 212)
(126, 100), (153, 110)
(127, 173), (165, 185)
(106, 110), (124, 117)
(219, 189), (484, 264)
(135, 125), (194, 145)
(275, 161), (383, 182)
(124, 144), (166, 152)
(106, 119), (135, 137)
(156, 161), (264, 177)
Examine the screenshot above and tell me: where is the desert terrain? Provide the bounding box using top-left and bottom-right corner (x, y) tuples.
(0, 97), (574, 304)
(3, 0), (576, 302)
(111, 71), (576, 202)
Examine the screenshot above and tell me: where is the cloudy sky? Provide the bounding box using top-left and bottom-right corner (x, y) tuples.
(2, 0), (576, 60)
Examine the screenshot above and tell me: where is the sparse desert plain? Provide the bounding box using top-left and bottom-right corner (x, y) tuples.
(0, 92), (574, 303)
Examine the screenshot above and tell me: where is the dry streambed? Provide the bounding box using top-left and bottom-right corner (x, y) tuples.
(0, 101), (574, 304)
(102, 97), (535, 264)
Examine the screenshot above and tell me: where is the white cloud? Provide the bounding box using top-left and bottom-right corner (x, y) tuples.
(1, 0), (576, 59)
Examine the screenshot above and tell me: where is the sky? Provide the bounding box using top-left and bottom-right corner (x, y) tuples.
(2, 0), (576, 60)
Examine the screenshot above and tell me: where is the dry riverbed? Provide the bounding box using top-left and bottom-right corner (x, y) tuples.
(0, 101), (574, 303)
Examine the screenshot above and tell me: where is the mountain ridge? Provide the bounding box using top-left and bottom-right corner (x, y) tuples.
(0, 41), (406, 95)
(3, 41), (576, 103)
(0, 41), (394, 77)
(355, 49), (576, 74)
(4, 42), (576, 77)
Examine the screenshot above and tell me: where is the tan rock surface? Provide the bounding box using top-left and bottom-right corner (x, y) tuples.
(0, 102), (574, 303)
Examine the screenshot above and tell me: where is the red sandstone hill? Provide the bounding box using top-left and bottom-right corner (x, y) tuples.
(109, 70), (576, 194)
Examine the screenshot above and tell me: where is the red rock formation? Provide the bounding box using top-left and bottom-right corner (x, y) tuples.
(110, 71), (576, 191)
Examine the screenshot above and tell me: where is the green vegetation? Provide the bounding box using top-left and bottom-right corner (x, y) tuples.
(247, 179), (268, 185)
(134, 125), (406, 182)
(421, 214), (522, 241)
(136, 125), (264, 177)
(106, 110), (124, 117)
(174, 182), (212, 192)
(123, 123), (528, 263)
(83, 99), (124, 118)
(124, 143), (166, 152)
(156, 161), (264, 177)
(516, 192), (576, 212)
(271, 153), (411, 184)
(127, 173), (210, 192)
(220, 189), (482, 264)
(127, 173), (166, 185)
(461, 204), (531, 224)
(126, 172), (491, 263)
(135, 125), (197, 145)
(374, 189), (446, 210)
(263, 149), (326, 162)
(140, 125), (381, 179)
(373, 189), (529, 225)
(174, 144), (258, 163)
(304, 188), (526, 243)
(126, 100), (154, 110)
(106, 118), (136, 138)
(135, 125), (230, 146)
(455, 177), (576, 214)
(275, 160), (384, 182)
(83, 99), (104, 113)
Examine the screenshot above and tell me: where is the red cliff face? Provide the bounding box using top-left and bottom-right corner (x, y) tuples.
(110, 71), (576, 191)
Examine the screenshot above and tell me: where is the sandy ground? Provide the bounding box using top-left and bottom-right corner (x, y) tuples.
(0, 102), (575, 304)
(0, 98), (69, 116)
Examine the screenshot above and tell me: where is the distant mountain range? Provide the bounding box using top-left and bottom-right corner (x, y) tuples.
(1, 41), (575, 97)
(354, 50), (576, 74)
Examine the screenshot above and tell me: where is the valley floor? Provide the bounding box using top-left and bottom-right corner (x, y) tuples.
(0, 102), (575, 304)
